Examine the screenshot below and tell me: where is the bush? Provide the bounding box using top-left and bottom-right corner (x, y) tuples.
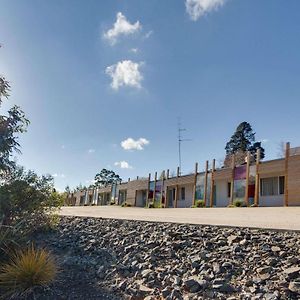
(0, 245), (57, 298)
(0, 223), (27, 263)
(147, 200), (162, 208)
(195, 200), (205, 208)
(0, 167), (64, 233)
(227, 204), (235, 208)
(233, 200), (244, 207)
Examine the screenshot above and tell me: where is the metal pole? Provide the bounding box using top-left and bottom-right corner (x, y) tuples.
(177, 118), (191, 176)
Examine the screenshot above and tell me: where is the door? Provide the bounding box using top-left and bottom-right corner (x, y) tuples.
(213, 185), (217, 206)
(167, 188), (174, 207)
(142, 190), (147, 207)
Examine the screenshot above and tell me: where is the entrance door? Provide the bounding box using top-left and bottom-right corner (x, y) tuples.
(167, 188), (175, 207)
(213, 185), (217, 206)
(142, 190), (147, 207)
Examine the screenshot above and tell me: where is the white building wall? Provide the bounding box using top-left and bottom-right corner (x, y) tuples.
(260, 195), (284, 207)
(215, 180), (230, 207)
(177, 184), (194, 208)
(136, 190), (147, 207)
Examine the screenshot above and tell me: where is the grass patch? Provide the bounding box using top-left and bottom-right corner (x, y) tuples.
(0, 245), (57, 299)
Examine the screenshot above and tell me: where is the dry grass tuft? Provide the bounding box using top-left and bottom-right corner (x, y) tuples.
(0, 245), (57, 298)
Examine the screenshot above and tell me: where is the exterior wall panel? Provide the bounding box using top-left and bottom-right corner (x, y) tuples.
(288, 155), (300, 206)
(215, 180), (230, 207)
(258, 159), (285, 176)
(214, 168), (232, 180)
(165, 175), (194, 187)
(177, 183), (194, 208)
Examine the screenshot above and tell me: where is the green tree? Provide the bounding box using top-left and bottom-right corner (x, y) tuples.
(225, 122), (255, 154)
(249, 141), (265, 161)
(0, 47), (29, 176)
(94, 169), (122, 187)
(224, 122), (265, 166)
(65, 185), (70, 193)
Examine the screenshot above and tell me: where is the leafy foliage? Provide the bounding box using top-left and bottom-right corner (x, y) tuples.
(0, 222), (27, 263)
(195, 200), (205, 208)
(0, 75), (10, 104)
(0, 245), (57, 298)
(0, 47), (30, 176)
(0, 106), (30, 173)
(94, 168), (122, 187)
(147, 200), (162, 208)
(225, 122), (255, 154)
(0, 167), (64, 231)
(224, 122), (265, 166)
(249, 141), (265, 161)
(233, 200), (244, 207)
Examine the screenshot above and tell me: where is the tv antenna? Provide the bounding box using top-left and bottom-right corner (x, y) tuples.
(178, 118), (192, 175)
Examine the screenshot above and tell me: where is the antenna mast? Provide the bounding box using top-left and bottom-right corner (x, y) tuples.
(178, 118), (191, 175)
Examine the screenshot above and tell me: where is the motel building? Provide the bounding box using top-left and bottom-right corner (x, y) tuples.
(66, 143), (300, 208)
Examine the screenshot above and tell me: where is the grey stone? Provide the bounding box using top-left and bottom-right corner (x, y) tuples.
(118, 280), (127, 291)
(161, 287), (171, 298)
(227, 235), (238, 245)
(97, 265), (106, 279)
(271, 246), (281, 252)
(289, 281), (300, 294)
(183, 278), (201, 293)
(219, 283), (236, 293)
(283, 266), (300, 277)
(141, 269), (153, 278)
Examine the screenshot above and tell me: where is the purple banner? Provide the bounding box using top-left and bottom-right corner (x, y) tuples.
(234, 165), (247, 180)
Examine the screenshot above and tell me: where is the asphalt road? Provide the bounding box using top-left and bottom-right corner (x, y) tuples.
(59, 206), (300, 231)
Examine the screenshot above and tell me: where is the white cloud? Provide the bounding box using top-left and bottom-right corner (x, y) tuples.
(185, 0), (226, 21)
(104, 12), (141, 45)
(130, 48), (139, 53)
(121, 137), (149, 151)
(114, 161), (133, 169)
(52, 173), (66, 178)
(106, 60), (143, 90)
(143, 30), (153, 40)
(87, 149), (95, 154)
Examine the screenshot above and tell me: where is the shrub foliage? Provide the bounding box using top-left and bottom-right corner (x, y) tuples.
(0, 167), (64, 232)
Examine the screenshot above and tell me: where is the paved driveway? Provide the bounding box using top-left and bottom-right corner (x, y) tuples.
(59, 206), (300, 231)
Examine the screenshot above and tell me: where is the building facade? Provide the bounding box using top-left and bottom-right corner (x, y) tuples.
(66, 143), (300, 208)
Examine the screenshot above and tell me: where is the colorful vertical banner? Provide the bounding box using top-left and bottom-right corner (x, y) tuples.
(148, 181), (155, 200)
(195, 173), (211, 206)
(233, 165), (246, 202)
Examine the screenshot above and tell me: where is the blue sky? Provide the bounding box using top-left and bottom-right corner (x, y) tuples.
(1, 0), (300, 190)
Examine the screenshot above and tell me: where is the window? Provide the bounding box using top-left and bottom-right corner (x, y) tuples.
(279, 176), (285, 195)
(227, 182), (231, 198)
(80, 196), (85, 205)
(260, 176), (285, 196)
(181, 187), (185, 200)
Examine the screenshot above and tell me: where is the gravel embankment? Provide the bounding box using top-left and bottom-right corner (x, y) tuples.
(36, 216), (300, 299)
